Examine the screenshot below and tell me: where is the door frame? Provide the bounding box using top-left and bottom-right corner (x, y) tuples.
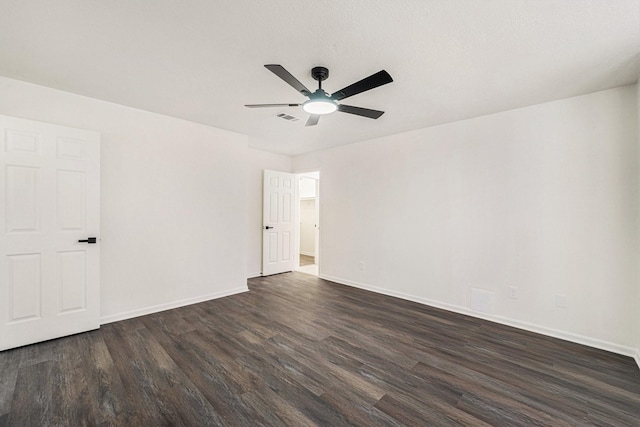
(295, 169), (321, 274)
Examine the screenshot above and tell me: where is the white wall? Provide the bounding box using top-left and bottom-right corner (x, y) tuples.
(294, 85), (639, 355)
(0, 76), (250, 322)
(246, 148), (291, 277)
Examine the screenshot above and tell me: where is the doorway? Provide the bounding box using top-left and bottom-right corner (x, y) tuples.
(297, 171), (319, 276)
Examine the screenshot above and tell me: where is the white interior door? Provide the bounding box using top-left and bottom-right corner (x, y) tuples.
(0, 115), (100, 351)
(262, 170), (296, 276)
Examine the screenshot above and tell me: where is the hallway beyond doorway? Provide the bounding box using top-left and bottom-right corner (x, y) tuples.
(298, 254), (318, 275)
(300, 254), (315, 266)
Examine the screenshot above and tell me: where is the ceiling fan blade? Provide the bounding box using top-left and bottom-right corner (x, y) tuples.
(245, 103), (301, 108)
(265, 64), (312, 97)
(337, 104), (385, 119)
(330, 70), (393, 101)
(305, 115), (320, 127)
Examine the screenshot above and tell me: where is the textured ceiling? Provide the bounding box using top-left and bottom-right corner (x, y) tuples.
(0, 0), (638, 155)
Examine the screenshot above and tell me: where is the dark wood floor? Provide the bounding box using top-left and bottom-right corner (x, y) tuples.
(1, 273), (639, 426)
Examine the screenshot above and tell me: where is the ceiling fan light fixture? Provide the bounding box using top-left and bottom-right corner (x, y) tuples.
(246, 65), (392, 126)
(302, 99), (338, 115)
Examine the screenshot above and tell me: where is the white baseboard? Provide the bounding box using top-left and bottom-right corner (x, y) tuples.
(100, 286), (249, 325)
(320, 274), (637, 361)
(247, 271), (262, 279)
(300, 251), (315, 257)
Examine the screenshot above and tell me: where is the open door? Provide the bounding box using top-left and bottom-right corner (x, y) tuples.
(0, 115), (100, 351)
(262, 170), (297, 276)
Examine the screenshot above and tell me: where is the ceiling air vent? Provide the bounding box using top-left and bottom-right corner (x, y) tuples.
(275, 112), (300, 123)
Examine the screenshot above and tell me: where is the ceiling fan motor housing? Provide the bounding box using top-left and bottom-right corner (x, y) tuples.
(311, 66), (329, 82)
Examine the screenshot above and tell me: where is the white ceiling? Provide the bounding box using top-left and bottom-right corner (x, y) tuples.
(0, 1), (638, 156)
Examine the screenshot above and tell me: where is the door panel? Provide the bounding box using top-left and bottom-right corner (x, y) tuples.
(268, 232), (278, 263)
(57, 137), (85, 160)
(6, 165), (40, 232)
(7, 253), (41, 322)
(59, 250), (86, 313)
(262, 170), (296, 276)
(282, 193), (292, 222)
(269, 192), (278, 221)
(282, 231), (291, 261)
(57, 170), (85, 230)
(6, 129), (40, 153)
(0, 114), (100, 351)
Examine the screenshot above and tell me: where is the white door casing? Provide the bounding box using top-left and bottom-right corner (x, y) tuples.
(314, 176), (320, 267)
(0, 115), (100, 351)
(262, 170), (296, 276)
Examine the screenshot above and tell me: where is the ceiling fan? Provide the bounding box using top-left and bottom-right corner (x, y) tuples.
(245, 64), (393, 127)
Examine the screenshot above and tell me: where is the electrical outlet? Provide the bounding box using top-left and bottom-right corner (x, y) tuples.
(556, 294), (567, 308)
(359, 261), (365, 271)
(508, 287), (518, 299)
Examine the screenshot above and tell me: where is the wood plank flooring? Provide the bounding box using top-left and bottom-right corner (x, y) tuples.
(1, 272), (639, 426)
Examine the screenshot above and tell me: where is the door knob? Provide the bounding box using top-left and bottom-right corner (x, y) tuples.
(78, 237), (97, 244)
(264, 226), (274, 230)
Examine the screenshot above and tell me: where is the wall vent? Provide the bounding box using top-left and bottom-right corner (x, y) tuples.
(275, 112), (300, 122)
(470, 288), (496, 314)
